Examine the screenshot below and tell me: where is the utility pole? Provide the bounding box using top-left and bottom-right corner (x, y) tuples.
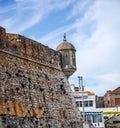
(78, 76), (85, 124)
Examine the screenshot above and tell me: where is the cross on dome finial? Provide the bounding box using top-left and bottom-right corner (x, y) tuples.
(63, 33), (67, 42)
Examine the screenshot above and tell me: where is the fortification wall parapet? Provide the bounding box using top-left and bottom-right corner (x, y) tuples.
(0, 27), (61, 70)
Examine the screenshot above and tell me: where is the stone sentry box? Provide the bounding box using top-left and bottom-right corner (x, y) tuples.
(0, 26), (82, 128)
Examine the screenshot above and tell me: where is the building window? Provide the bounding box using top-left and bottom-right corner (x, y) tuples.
(76, 101), (82, 107)
(97, 114), (102, 122)
(93, 114), (102, 123)
(74, 87), (79, 91)
(76, 101), (93, 107)
(85, 115), (91, 123)
(89, 101), (93, 107)
(76, 101), (79, 107)
(80, 101), (82, 107)
(85, 101), (89, 107)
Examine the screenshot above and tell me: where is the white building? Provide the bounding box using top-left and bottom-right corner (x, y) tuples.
(71, 84), (120, 128)
(71, 84), (104, 128)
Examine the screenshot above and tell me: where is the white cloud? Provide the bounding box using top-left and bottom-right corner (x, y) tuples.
(86, 71), (120, 96)
(37, 0), (120, 96)
(66, 0), (93, 20)
(71, 0), (120, 95)
(0, 0), (74, 33)
(38, 23), (76, 49)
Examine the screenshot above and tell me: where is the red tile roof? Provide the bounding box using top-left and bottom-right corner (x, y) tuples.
(113, 86), (120, 92)
(72, 91), (95, 96)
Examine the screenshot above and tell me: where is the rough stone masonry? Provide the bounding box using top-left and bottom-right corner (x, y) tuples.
(0, 26), (82, 128)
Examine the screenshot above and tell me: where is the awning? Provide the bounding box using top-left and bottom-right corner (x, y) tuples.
(84, 112), (102, 115)
(103, 110), (120, 115)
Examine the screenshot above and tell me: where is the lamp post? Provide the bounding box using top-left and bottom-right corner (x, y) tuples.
(78, 76), (85, 124)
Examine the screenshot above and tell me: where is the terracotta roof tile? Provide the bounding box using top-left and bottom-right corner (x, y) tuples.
(113, 86), (120, 92)
(72, 91), (95, 96)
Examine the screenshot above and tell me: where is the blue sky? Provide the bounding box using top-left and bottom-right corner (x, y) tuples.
(0, 0), (120, 96)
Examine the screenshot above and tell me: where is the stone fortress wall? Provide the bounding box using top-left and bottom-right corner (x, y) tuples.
(0, 27), (82, 128)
